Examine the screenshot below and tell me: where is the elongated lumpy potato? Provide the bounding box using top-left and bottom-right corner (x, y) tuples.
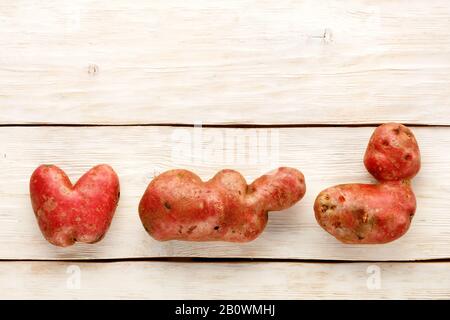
(139, 167), (306, 242)
(314, 123), (421, 244)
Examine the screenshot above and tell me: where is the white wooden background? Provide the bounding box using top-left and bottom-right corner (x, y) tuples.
(0, 0), (449, 299)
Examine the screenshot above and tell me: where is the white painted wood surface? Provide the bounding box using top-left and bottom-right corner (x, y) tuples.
(1, 1), (449, 299)
(1, 0), (450, 125)
(0, 126), (448, 260)
(1, 261), (448, 299)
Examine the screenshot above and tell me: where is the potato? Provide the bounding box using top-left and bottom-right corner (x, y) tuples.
(30, 164), (120, 247)
(364, 123), (421, 181)
(314, 181), (416, 244)
(314, 123), (421, 244)
(139, 167), (306, 242)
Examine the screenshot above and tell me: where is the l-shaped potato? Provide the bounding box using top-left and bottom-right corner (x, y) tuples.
(139, 167), (306, 242)
(314, 123), (421, 244)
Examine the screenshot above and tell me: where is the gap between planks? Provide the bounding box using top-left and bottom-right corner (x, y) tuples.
(1, 123), (450, 128)
(1, 257), (450, 264)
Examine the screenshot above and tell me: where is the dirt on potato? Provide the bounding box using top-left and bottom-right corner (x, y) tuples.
(139, 167), (306, 242)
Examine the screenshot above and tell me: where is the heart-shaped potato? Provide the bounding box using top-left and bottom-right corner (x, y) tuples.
(139, 167), (306, 242)
(30, 164), (120, 247)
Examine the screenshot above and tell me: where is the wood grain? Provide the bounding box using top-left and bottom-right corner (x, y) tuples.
(0, 126), (448, 260)
(1, 261), (448, 299)
(1, 0), (449, 125)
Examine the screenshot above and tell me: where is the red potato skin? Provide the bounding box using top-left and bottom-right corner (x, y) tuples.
(314, 123), (421, 244)
(139, 167), (306, 242)
(364, 123), (421, 181)
(314, 182), (416, 244)
(30, 164), (120, 247)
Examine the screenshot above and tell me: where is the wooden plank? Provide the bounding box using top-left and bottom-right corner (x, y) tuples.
(0, 126), (448, 260)
(1, 0), (450, 125)
(0, 261), (449, 299)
